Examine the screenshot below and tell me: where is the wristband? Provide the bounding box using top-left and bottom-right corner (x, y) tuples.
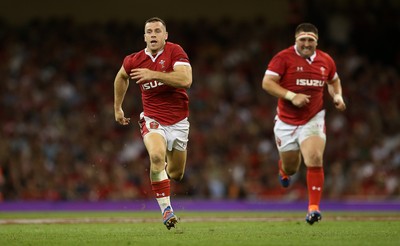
(284, 91), (297, 101)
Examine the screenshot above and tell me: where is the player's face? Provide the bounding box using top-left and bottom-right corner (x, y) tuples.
(144, 21), (168, 54)
(295, 37), (317, 59)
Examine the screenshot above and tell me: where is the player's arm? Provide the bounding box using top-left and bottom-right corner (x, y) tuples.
(262, 73), (310, 107)
(114, 65), (131, 125)
(130, 64), (192, 89)
(327, 76), (346, 111)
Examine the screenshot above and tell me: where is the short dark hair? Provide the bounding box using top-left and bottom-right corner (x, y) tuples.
(295, 23), (318, 36)
(145, 17), (166, 29)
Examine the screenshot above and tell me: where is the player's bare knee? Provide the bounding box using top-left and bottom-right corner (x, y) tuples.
(282, 161), (300, 175)
(306, 155), (323, 167)
(168, 170), (184, 181)
(149, 153), (165, 166)
(284, 167), (297, 175)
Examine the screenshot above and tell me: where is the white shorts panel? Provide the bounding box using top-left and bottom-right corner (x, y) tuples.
(274, 110), (326, 152)
(140, 112), (189, 151)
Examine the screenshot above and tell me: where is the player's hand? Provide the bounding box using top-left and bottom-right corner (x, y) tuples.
(115, 108), (131, 125)
(333, 94), (346, 111)
(291, 94), (311, 108)
(130, 68), (153, 84)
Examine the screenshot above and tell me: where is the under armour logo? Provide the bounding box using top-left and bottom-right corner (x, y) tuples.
(297, 66), (303, 72)
(312, 186), (321, 191)
(156, 192), (165, 197)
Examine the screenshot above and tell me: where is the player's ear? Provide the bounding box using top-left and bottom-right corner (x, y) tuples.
(165, 32), (168, 40)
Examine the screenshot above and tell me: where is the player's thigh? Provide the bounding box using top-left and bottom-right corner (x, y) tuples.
(144, 132), (167, 167)
(300, 136), (325, 167)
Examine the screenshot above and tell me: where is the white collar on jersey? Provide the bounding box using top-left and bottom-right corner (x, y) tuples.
(293, 45), (316, 64)
(145, 48), (164, 62)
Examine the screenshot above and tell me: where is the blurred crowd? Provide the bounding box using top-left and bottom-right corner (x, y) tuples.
(1, 0), (399, 202)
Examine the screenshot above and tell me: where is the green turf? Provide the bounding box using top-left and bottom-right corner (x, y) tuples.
(0, 211), (399, 246)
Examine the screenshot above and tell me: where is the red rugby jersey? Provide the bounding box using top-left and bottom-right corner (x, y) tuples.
(266, 46), (337, 125)
(123, 42), (190, 125)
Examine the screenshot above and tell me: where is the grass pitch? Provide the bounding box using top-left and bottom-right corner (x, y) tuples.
(0, 211), (399, 246)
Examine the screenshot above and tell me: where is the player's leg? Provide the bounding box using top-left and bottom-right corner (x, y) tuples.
(143, 132), (176, 229)
(300, 135), (325, 225)
(153, 117), (189, 229)
(299, 110), (326, 224)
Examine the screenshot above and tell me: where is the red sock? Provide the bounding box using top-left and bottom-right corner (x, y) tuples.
(151, 179), (171, 198)
(307, 167), (324, 210)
